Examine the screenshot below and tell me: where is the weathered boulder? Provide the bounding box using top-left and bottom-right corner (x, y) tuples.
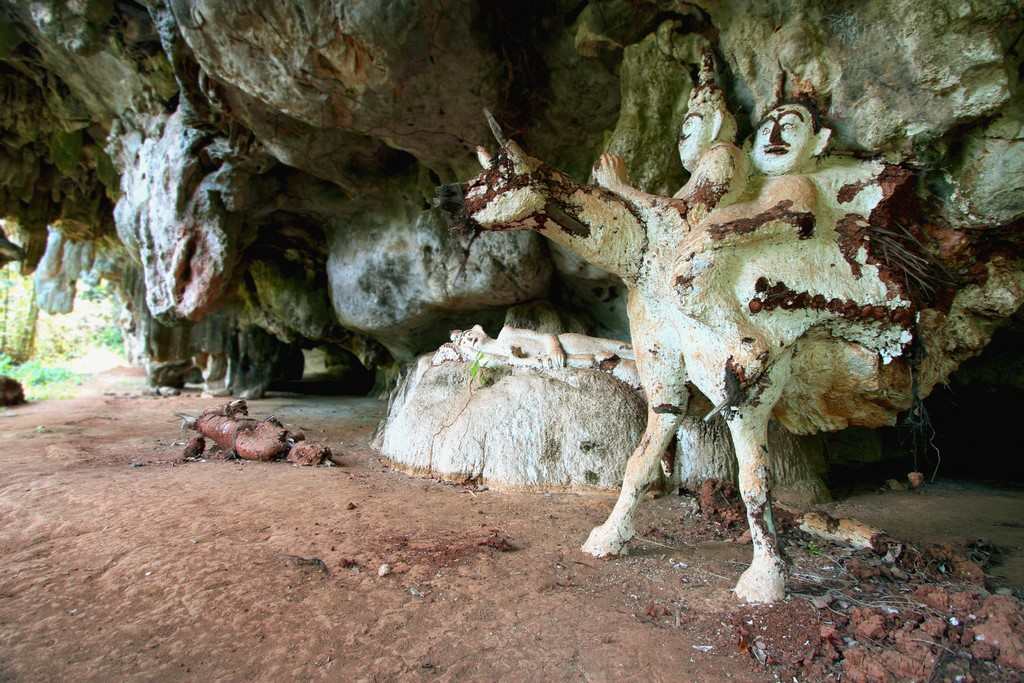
(327, 208), (552, 358)
(1, 376), (25, 406)
(941, 108), (1024, 228)
(676, 395), (831, 509)
(374, 356), (646, 490)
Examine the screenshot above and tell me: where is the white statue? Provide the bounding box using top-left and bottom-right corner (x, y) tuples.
(434, 324), (641, 390)
(436, 59), (921, 603)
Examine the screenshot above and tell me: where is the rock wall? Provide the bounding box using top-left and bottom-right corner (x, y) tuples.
(1, 0), (1022, 488)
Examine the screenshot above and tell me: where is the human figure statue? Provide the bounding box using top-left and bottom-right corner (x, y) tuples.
(434, 324), (641, 390)
(434, 62), (917, 603)
(593, 52), (748, 227)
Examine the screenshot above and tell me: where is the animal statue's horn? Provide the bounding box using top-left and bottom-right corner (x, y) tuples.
(772, 62), (786, 106)
(483, 108), (507, 147)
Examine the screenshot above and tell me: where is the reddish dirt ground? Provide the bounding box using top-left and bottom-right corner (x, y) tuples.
(0, 368), (1021, 681)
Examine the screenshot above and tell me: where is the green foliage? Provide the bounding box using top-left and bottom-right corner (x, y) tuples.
(1, 263), (125, 401)
(0, 354), (83, 400)
(467, 353), (501, 389)
(8, 359), (79, 386)
(468, 352), (483, 381)
(97, 324), (123, 351)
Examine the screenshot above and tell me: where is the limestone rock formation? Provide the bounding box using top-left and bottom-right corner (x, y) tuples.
(699, 0), (1015, 154)
(374, 356), (646, 490)
(942, 111), (1024, 228)
(327, 209), (552, 358)
(0, 0), (1021, 520)
(676, 405), (831, 510)
(170, 0), (502, 177)
(33, 228), (97, 314)
(112, 112), (248, 322)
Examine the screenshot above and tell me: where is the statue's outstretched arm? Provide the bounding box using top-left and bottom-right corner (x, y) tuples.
(592, 153), (670, 209)
(698, 177), (817, 250)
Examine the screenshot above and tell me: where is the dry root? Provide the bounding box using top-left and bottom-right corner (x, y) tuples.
(179, 400), (335, 465)
(799, 511), (887, 551)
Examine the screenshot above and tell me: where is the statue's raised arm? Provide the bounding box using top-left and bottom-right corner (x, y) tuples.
(592, 52), (749, 227)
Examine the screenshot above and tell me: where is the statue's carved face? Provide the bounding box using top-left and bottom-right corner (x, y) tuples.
(751, 104), (831, 176)
(451, 324), (488, 349)
(678, 111), (715, 173)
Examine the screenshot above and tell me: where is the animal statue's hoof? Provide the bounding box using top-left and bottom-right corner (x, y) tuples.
(581, 522), (631, 558)
(733, 558), (786, 604)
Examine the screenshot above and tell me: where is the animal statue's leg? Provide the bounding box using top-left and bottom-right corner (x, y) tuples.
(727, 358), (791, 603)
(583, 297), (688, 557)
(582, 404), (685, 557)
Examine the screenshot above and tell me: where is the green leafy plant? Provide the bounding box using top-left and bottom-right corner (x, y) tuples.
(97, 324), (123, 351)
(0, 353), (83, 400)
(468, 352), (483, 382)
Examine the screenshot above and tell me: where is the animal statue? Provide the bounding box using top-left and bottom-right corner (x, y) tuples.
(436, 324), (640, 389)
(435, 54), (934, 603)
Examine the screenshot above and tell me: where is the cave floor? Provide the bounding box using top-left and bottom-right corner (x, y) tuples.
(0, 369), (1021, 681)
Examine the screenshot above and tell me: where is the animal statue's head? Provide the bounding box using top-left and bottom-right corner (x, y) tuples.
(435, 111), (557, 235)
(751, 101), (832, 176)
(678, 52), (738, 173)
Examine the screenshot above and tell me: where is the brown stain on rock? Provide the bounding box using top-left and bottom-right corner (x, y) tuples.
(835, 213), (868, 279)
(837, 178), (871, 204)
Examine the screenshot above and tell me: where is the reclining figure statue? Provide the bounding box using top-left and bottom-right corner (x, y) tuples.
(433, 324), (641, 390)
(435, 56), (921, 603)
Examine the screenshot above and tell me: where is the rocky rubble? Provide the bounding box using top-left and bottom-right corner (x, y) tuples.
(683, 485), (1024, 681)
